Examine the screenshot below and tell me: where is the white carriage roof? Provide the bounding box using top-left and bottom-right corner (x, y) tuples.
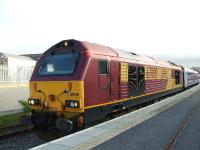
(184, 67), (198, 74)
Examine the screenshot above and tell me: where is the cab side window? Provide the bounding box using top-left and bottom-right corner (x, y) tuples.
(99, 60), (108, 74)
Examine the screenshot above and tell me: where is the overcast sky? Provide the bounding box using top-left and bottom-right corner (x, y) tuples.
(0, 0), (200, 67)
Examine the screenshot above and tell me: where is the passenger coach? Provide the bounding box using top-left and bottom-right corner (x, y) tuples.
(182, 67), (199, 88)
(28, 39), (183, 131)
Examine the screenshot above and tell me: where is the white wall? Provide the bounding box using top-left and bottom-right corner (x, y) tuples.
(0, 55), (35, 116)
(0, 86), (30, 116)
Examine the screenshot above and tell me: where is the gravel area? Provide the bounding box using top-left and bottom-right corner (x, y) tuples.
(0, 132), (46, 150)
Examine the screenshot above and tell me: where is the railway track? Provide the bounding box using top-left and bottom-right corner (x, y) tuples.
(0, 126), (65, 150)
(0, 125), (33, 137)
(0, 130), (45, 150)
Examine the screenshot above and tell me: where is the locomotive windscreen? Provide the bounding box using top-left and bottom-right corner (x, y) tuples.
(38, 52), (79, 75)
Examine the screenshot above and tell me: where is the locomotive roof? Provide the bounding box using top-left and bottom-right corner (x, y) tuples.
(80, 40), (181, 69)
(51, 40), (181, 70)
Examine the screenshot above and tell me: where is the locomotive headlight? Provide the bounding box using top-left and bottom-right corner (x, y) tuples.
(70, 101), (75, 107)
(65, 100), (80, 108)
(64, 41), (68, 47)
(31, 100), (35, 105)
(28, 99), (40, 105)
(74, 102), (78, 107)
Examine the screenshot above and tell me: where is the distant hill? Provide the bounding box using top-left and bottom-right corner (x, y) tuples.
(21, 54), (41, 61)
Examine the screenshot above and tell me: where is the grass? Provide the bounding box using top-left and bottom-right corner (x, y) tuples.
(0, 100), (31, 130)
(0, 112), (31, 130)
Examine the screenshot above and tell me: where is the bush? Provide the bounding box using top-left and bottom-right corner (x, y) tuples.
(18, 100), (31, 112)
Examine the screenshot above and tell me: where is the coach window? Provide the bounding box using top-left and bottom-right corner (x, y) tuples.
(99, 60), (108, 74)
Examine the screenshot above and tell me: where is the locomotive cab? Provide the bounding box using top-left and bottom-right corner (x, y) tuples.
(28, 40), (90, 131)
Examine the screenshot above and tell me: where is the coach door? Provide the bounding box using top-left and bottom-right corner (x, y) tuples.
(110, 61), (120, 100)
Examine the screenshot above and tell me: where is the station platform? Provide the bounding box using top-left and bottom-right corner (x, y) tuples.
(31, 85), (200, 150)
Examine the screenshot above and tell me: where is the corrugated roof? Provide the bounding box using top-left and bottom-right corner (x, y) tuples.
(0, 52), (35, 61)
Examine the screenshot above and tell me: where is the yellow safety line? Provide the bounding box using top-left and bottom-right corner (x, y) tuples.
(85, 86), (182, 109)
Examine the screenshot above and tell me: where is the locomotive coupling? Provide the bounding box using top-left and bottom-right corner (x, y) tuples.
(31, 111), (56, 128)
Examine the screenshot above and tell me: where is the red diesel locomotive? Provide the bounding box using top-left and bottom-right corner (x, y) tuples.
(28, 39), (183, 131)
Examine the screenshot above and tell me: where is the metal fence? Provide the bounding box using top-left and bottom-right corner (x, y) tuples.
(0, 65), (34, 85)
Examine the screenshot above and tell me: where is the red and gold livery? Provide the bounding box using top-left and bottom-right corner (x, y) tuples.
(28, 39), (183, 131)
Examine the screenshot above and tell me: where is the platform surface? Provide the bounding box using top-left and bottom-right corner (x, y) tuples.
(93, 87), (200, 150)
(31, 85), (200, 150)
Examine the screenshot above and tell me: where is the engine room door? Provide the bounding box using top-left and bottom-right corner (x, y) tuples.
(110, 61), (120, 101)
